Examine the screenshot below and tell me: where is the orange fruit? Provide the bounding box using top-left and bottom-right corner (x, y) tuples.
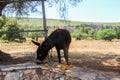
(54, 63), (58, 68)
(61, 65), (68, 70)
(44, 63), (49, 67)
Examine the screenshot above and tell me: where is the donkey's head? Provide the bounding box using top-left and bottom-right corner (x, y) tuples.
(32, 40), (49, 61)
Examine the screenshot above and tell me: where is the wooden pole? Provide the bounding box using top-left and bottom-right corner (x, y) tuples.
(41, 0), (47, 39)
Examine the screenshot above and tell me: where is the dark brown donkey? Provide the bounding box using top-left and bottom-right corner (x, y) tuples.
(32, 29), (71, 64)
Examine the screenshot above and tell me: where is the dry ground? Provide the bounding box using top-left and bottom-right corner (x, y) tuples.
(0, 39), (120, 73)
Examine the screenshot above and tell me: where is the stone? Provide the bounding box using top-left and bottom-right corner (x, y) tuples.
(36, 68), (42, 75)
(79, 73), (97, 80)
(0, 72), (6, 80)
(5, 72), (19, 80)
(32, 74), (39, 80)
(0, 63), (120, 80)
(24, 70), (35, 75)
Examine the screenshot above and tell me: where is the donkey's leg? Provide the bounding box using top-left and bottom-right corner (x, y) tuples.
(63, 47), (69, 65)
(56, 49), (61, 64)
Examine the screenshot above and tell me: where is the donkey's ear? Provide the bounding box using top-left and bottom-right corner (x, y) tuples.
(31, 40), (40, 46)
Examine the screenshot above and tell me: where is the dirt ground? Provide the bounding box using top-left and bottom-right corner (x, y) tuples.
(0, 39), (120, 73)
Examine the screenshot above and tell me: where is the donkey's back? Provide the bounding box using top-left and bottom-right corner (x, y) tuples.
(49, 29), (71, 49)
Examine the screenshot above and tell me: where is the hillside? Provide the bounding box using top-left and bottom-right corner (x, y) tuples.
(17, 18), (82, 27)
(16, 18), (120, 28)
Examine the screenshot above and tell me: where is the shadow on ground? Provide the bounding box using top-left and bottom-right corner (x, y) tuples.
(0, 50), (120, 73)
(0, 50), (34, 65)
(69, 51), (120, 73)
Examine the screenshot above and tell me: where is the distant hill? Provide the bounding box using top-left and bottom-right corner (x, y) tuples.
(16, 18), (83, 27)
(16, 18), (120, 27)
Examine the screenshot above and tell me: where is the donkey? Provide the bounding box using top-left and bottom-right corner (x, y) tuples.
(32, 29), (71, 64)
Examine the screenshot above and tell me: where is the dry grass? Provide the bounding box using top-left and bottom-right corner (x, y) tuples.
(0, 39), (120, 73)
(70, 39), (120, 55)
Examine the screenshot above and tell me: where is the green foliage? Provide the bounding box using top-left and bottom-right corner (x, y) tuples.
(1, 34), (7, 40)
(71, 29), (81, 38)
(30, 32), (43, 41)
(1, 18), (23, 41)
(0, 16), (7, 29)
(71, 27), (96, 40)
(1, 17), (120, 42)
(113, 26), (120, 39)
(96, 29), (117, 41)
(23, 25), (43, 40)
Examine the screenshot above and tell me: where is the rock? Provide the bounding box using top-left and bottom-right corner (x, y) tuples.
(0, 63), (120, 80)
(0, 72), (6, 80)
(97, 75), (109, 80)
(5, 72), (19, 80)
(79, 73), (97, 80)
(24, 70), (35, 75)
(32, 74), (39, 80)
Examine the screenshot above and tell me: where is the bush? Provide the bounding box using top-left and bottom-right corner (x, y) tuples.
(0, 15), (7, 29)
(1, 19), (23, 41)
(113, 26), (120, 39)
(96, 29), (117, 41)
(71, 29), (81, 38)
(71, 27), (96, 40)
(1, 34), (7, 40)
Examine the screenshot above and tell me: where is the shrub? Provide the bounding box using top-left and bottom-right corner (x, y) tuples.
(113, 26), (120, 39)
(71, 27), (96, 40)
(1, 19), (23, 41)
(0, 15), (7, 29)
(96, 29), (117, 41)
(71, 29), (81, 38)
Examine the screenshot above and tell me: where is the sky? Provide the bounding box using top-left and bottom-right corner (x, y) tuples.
(29, 0), (120, 22)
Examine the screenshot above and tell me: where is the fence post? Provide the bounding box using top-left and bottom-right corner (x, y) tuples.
(41, 0), (47, 39)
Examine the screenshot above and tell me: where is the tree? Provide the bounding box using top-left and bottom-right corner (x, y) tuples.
(1, 18), (23, 41)
(96, 29), (117, 41)
(2, 0), (82, 19)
